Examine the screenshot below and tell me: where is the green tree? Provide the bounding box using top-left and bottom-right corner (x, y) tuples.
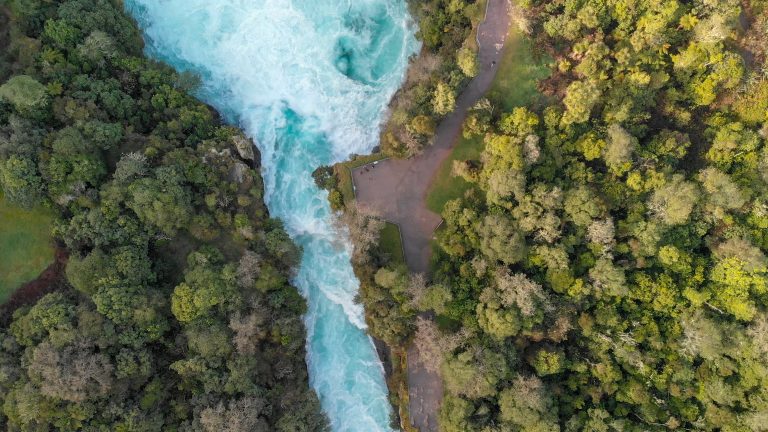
(477, 214), (526, 264)
(648, 175), (700, 225)
(65, 249), (109, 295)
(171, 250), (238, 323)
(499, 375), (559, 431)
(0, 75), (49, 117)
(528, 346), (566, 376)
(127, 167), (193, 235)
(589, 256), (627, 297)
(0, 155), (44, 207)
(564, 186), (604, 227)
(561, 80), (601, 125)
(433, 81), (456, 115)
(603, 123), (635, 174)
(456, 46), (478, 77)
(442, 347), (508, 399)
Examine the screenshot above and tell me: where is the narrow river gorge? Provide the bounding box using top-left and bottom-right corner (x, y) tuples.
(124, 1), (419, 430)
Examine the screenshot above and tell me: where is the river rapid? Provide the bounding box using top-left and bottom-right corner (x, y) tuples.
(124, 1), (418, 430)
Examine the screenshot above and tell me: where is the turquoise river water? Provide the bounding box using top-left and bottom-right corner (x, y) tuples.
(124, 1), (418, 430)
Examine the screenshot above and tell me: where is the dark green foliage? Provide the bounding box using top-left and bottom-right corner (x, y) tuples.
(0, 1), (327, 430)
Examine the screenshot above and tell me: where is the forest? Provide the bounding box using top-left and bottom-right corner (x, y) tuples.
(433, 0), (768, 430)
(331, 0), (768, 430)
(0, 0), (327, 430)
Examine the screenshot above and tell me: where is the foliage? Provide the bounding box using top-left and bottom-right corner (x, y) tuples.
(420, 0), (768, 430)
(0, 1), (327, 430)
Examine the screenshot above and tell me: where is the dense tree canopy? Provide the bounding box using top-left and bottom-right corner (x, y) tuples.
(405, 0), (768, 430)
(0, 0), (327, 430)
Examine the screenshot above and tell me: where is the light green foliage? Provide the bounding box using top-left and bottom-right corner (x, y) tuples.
(0, 156), (44, 208)
(0, 75), (49, 116)
(733, 80), (768, 125)
(648, 175), (700, 225)
(65, 249), (109, 295)
(433, 81), (456, 116)
(564, 186), (604, 227)
(478, 214), (526, 264)
(561, 80), (601, 125)
(127, 168), (193, 235)
(418, 284), (453, 314)
(78, 30), (116, 64)
(9, 292), (75, 347)
(499, 375), (559, 432)
(172, 250), (237, 323)
(589, 257), (627, 297)
(409, 115), (436, 136)
(513, 184), (563, 243)
(362, 265), (415, 345)
(658, 245), (693, 274)
(477, 296), (521, 339)
(706, 120), (762, 170)
(186, 323), (233, 359)
(576, 132), (605, 161)
(439, 395), (475, 432)
(456, 46), (478, 77)
(698, 167), (749, 216)
(499, 107), (539, 137)
(603, 124), (635, 174)
(374, 266), (406, 290)
(443, 347), (509, 399)
(708, 257), (766, 321)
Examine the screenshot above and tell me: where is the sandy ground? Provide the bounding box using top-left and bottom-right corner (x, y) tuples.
(351, 1), (513, 430)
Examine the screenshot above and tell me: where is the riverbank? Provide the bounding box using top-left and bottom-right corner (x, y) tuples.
(319, 1), (521, 430)
(355, 2), (515, 430)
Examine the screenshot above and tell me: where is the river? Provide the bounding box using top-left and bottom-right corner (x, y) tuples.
(124, 1), (417, 430)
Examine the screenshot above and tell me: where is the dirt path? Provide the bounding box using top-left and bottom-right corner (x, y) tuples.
(352, 1), (512, 430)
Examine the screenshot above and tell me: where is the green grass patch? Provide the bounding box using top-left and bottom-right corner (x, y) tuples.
(425, 134), (483, 213)
(425, 27), (551, 214)
(379, 222), (405, 266)
(487, 27), (552, 112)
(0, 194), (55, 302)
(336, 153), (388, 204)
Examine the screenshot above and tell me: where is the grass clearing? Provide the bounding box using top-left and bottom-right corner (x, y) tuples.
(425, 134), (483, 213)
(487, 26), (552, 112)
(379, 221), (405, 266)
(425, 26), (551, 214)
(0, 194), (55, 302)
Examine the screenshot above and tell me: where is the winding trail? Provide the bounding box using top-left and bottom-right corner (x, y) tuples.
(351, 1), (512, 430)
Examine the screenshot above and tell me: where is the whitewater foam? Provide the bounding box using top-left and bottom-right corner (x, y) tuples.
(125, 1), (418, 430)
